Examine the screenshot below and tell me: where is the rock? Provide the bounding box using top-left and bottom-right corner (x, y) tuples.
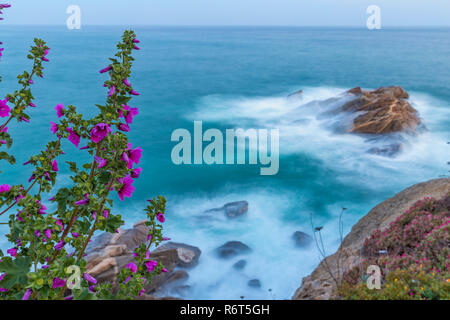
(288, 89), (303, 98)
(216, 241), (252, 259)
(233, 259), (247, 271)
(205, 201), (248, 219)
(368, 143), (402, 157)
(248, 279), (261, 288)
(292, 178), (450, 300)
(341, 86), (421, 134)
(154, 242), (201, 268)
(84, 220), (200, 297)
(292, 231), (312, 248)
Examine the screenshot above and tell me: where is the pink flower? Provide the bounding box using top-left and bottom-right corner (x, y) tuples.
(121, 143), (142, 169)
(122, 106), (139, 125)
(94, 156), (107, 168)
(44, 229), (52, 239)
(117, 175), (135, 201)
(99, 65), (112, 73)
(131, 167), (142, 179)
(66, 127), (80, 147)
(90, 123), (111, 143)
(0, 184), (11, 193)
(52, 277), (66, 289)
(0, 98), (10, 117)
(55, 103), (64, 118)
(145, 260), (158, 273)
(75, 193), (89, 206)
(123, 78), (131, 87)
(133, 39), (140, 44)
(83, 273), (97, 284)
(126, 262), (137, 273)
(157, 213), (165, 223)
(54, 240), (65, 251)
(7, 247), (17, 257)
(103, 209), (109, 219)
(108, 85), (115, 97)
(52, 160), (59, 172)
(22, 289), (32, 300)
(130, 90), (140, 96)
(50, 121), (58, 134)
(118, 123), (130, 132)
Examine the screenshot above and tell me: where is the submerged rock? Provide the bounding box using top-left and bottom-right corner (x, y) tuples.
(216, 241), (252, 259)
(233, 259), (247, 271)
(204, 201), (249, 219)
(292, 231), (312, 248)
(248, 279), (262, 288)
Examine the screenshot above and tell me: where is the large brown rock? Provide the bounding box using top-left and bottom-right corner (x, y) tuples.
(292, 178), (450, 300)
(343, 86), (421, 134)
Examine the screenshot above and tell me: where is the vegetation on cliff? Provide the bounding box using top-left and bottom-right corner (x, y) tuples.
(339, 195), (450, 300)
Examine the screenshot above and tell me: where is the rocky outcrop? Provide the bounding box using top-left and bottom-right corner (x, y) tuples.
(292, 178), (450, 300)
(343, 86), (421, 134)
(85, 220), (201, 298)
(292, 231), (312, 248)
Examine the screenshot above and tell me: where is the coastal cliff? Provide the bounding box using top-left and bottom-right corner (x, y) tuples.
(292, 177), (450, 300)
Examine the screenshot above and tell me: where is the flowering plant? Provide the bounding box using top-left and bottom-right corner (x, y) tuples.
(0, 4), (168, 300)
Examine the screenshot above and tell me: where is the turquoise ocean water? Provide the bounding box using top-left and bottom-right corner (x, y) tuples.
(0, 26), (449, 299)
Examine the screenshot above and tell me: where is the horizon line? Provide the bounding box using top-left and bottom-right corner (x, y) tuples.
(3, 24), (450, 28)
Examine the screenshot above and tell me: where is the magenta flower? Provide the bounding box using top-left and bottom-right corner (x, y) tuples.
(157, 213), (165, 223)
(55, 103), (64, 118)
(66, 127), (80, 147)
(103, 209), (109, 219)
(108, 85), (115, 97)
(121, 143), (142, 169)
(52, 160), (59, 172)
(94, 156), (107, 168)
(145, 260), (158, 273)
(117, 175), (135, 201)
(28, 174), (35, 183)
(54, 240), (65, 251)
(119, 105), (139, 125)
(131, 167), (142, 179)
(34, 230), (40, 237)
(99, 65), (112, 73)
(22, 289), (32, 300)
(130, 89), (140, 96)
(83, 273), (97, 284)
(50, 121), (58, 134)
(132, 39), (140, 44)
(75, 193), (89, 206)
(7, 247), (17, 257)
(161, 268), (168, 273)
(134, 45), (140, 50)
(126, 262), (137, 273)
(71, 232), (79, 238)
(44, 229), (51, 239)
(0, 98), (10, 117)
(123, 275), (132, 284)
(28, 79), (34, 85)
(29, 102), (36, 107)
(123, 78), (131, 87)
(90, 123), (111, 143)
(118, 123), (130, 132)
(52, 277), (66, 289)
(0, 184), (11, 193)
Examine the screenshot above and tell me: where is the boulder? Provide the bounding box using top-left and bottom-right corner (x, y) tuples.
(292, 231), (312, 248)
(216, 241), (252, 259)
(205, 201), (248, 219)
(233, 259), (247, 271)
(248, 279), (261, 288)
(154, 242), (201, 268)
(342, 86), (421, 134)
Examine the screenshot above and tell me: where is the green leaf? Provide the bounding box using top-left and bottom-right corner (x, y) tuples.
(0, 152), (16, 165)
(0, 256), (32, 289)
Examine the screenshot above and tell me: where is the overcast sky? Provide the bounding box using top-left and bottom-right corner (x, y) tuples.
(2, 0), (450, 26)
